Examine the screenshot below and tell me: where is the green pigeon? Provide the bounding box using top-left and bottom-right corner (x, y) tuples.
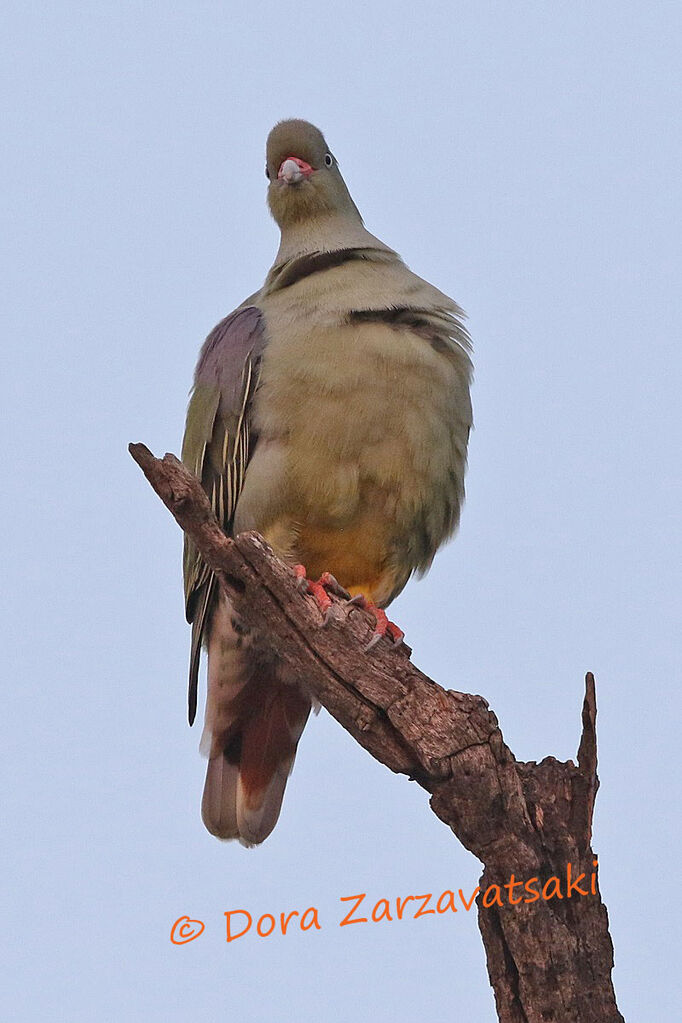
(182, 119), (472, 845)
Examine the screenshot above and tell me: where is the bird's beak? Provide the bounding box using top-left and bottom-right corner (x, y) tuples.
(277, 156), (314, 184)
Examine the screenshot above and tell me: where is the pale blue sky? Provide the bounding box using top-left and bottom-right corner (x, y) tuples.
(2, 2), (680, 1020)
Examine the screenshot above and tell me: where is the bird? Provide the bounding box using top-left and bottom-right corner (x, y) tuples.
(181, 119), (472, 846)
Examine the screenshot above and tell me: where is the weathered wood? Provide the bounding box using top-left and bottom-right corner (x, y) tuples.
(130, 442), (624, 1023)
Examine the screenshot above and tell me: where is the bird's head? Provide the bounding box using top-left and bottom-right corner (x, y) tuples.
(265, 119), (361, 229)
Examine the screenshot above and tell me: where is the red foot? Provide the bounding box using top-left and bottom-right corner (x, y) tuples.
(349, 595), (405, 651)
(308, 580), (332, 614)
(293, 564), (308, 589)
(292, 566), (405, 650)
(292, 565), (348, 617)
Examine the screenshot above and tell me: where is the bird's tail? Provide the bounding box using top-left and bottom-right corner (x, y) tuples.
(200, 595), (310, 846)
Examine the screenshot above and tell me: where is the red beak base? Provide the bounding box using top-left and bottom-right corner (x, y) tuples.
(277, 155), (314, 180)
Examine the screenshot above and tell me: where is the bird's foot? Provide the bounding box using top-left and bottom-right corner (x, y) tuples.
(292, 566), (350, 620)
(292, 567), (405, 650)
(348, 594), (405, 652)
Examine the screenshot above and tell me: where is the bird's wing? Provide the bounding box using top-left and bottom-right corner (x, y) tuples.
(181, 305), (266, 724)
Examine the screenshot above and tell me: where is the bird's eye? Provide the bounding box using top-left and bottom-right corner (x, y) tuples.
(265, 164), (270, 180)
(324, 153), (333, 167)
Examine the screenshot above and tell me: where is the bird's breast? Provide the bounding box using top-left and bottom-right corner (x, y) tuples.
(233, 269), (471, 600)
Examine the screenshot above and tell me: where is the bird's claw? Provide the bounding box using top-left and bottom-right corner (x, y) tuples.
(354, 599), (405, 653)
(364, 632), (384, 653)
(293, 565), (344, 617)
(317, 572), (350, 600)
(293, 566), (405, 650)
(293, 564), (309, 593)
(322, 604), (344, 628)
(363, 623), (405, 653)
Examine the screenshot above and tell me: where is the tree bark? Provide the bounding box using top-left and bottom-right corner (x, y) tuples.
(129, 442), (624, 1023)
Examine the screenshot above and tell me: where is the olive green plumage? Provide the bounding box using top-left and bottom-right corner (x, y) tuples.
(181, 119), (472, 844)
(181, 307), (264, 725)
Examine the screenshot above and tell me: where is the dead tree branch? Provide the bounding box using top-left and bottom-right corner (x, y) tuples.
(129, 442), (624, 1023)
